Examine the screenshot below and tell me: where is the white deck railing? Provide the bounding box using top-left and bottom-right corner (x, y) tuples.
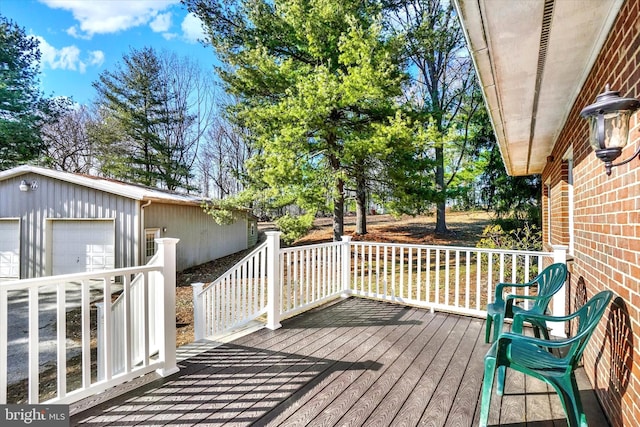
(192, 240), (270, 339)
(0, 238), (179, 405)
(349, 241), (553, 317)
(279, 240), (345, 318)
(96, 255), (162, 379)
(192, 233), (567, 340)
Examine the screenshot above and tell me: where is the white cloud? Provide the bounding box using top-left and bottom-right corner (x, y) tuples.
(40, 0), (180, 39)
(66, 25), (91, 40)
(181, 12), (206, 44)
(35, 36), (104, 74)
(150, 12), (172, 33)
(36, 36), (58, 67)
(88, 50), (105, 67)
(57, 45), (82, 71)
(162, 33), (178, 41)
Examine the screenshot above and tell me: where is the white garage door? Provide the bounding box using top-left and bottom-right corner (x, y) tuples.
(51, 220), (115, 275)
(0, 219), (20, 280)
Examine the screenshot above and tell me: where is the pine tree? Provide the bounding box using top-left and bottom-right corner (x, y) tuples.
(92, 47), (191, 190)
(0, 16), (46, 170)
(186, 0), (408, 240)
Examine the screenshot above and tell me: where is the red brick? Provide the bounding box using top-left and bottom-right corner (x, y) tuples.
(544, 2), (640, 425)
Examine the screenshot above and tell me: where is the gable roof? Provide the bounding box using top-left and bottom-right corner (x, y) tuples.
(453, 0), (624, 176)
(0, 165), (206, 206)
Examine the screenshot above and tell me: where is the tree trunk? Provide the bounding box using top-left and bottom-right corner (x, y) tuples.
(329, 150), (344, 241)
(333, 178), (345, 241)
(435, 145), (448, 233)
(355, 170), (367, 235)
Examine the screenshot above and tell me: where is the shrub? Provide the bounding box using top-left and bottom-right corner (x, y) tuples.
(477, 222), (542, 251)
(477, 222), (543, 283)
(275, 213), (315, 244)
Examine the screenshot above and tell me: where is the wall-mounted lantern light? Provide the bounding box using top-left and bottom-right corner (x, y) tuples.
(580, 84), (640, 175)
(19, 179), (38, 192)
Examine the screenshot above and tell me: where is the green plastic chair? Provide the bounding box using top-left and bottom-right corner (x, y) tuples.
(480, 290), (613, 427)
(485, 262), (567, 343)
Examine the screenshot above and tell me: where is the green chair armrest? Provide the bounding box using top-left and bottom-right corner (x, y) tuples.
(513, 308), (582, 326)
(505, 294), (543, 302)
(497, 331), (580, 350)
(505, 293), (544, 313)
(494, 280), (538, 303)
(512, 310), (596, 347)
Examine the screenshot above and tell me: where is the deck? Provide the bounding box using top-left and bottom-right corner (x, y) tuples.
(70, 298), (609, 426)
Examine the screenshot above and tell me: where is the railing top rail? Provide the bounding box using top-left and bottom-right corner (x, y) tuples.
(286, 239), (553, 258)
(280, 240), (343, 253)
(0, 265), (162, 291)
(196, 240), (269, 296)
(235, 240), (268, 266)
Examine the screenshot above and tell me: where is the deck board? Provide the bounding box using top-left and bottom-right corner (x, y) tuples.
(356, 312), (449, 427)
(71, 298), (609, 427)
(282, 308), (429, 426)
(332, 311), (441, 426)
(443, 319), (486, 427)
(390, 316), (470, 426)
(417, 318), (483, 426)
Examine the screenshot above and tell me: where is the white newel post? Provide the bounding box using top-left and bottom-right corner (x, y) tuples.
(550, 245), (568, 337)
(156, 238), (180, 377)
(341, 236), (352, 298)
(266, 231), (282, 330)
(191, 282), (205, 341)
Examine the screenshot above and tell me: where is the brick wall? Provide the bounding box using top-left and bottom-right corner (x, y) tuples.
(542, 1), (640, 425)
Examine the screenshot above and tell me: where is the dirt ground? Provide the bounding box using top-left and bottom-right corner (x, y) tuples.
(175, 210), (493, 346)
(294, 211), (492, 246)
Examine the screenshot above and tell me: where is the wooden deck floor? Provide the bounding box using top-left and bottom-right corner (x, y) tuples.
(71, 298), (609, 426)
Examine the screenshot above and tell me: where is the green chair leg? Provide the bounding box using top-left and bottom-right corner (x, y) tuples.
(553, 375), (587, 427)
(492, 313), (503, 343)
(485, 311), (504, 343)
(480, 355), (497, 427)
(485, 314), (494, 343)
(496, 365), (507, 396)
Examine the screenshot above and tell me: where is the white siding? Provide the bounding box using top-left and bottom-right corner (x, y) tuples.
(0, 171), (248, 276)
(144, 203), (248, 271)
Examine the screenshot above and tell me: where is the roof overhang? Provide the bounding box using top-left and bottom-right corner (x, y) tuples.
(0, 165), (206, 206)
(453, 0), (624, 176)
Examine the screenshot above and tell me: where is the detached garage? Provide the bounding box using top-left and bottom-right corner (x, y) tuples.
(0, 165), (251, 279)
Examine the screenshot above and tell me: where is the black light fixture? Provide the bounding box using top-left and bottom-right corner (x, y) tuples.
(580, 84), (640, 175)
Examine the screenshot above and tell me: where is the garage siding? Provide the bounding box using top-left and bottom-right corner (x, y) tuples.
(0, 174), (138, 278)
(144, 203), (248, 271)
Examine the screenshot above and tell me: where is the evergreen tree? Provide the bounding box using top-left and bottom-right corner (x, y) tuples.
(0, 15), (46, 170)
(185, 0), (408, 240)
(92, 47), (192, 190)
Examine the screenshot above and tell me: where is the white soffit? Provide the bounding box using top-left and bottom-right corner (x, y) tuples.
(454, 0), (624, 176)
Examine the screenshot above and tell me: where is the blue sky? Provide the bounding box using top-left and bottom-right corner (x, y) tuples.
(0, 0), (217, 105)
